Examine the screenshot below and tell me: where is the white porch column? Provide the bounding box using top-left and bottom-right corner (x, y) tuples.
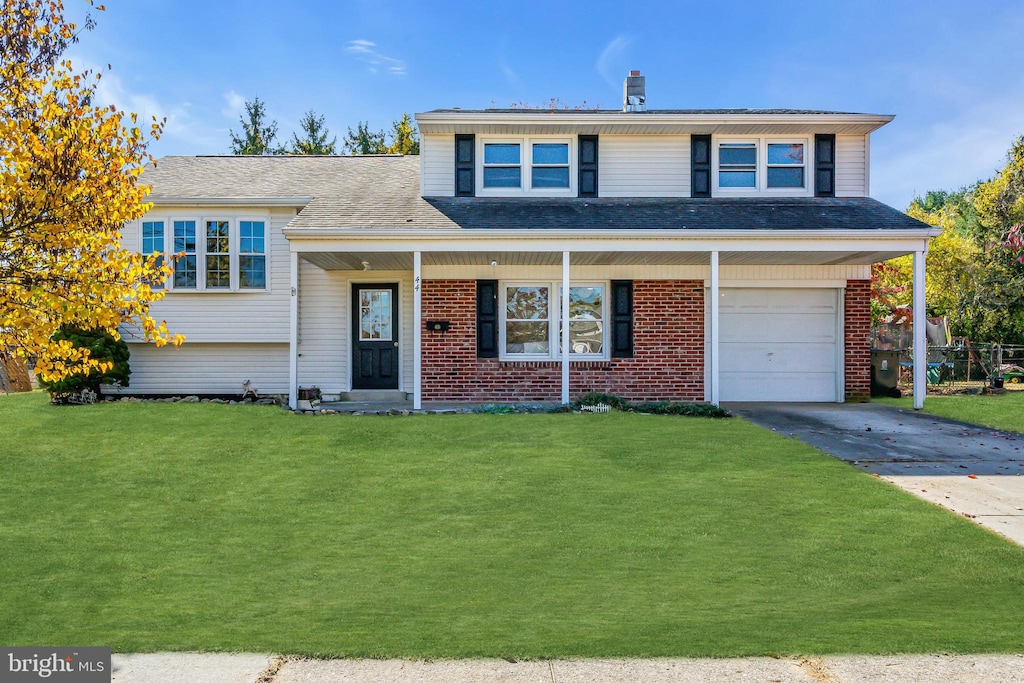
(710, 251), (720, 406)
(413, 251), (422, 410)
(913, 248), (927, 410)
(288, 251), (299, 410)
(561, 251), (570, 405)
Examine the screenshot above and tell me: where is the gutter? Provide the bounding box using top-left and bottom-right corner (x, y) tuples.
(148, 196), (314, 207)
(283, 227), (941, 241)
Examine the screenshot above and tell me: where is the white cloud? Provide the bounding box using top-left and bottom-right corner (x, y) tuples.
(499, 56), (518, 85)
(221, 89), (246, 120)
(595, 35), (632, 88)
(345, 39), (407, 76)
(69, 54), (222, 152)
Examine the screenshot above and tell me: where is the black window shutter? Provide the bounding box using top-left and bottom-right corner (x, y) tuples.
(476, 280), (498, 357)
(815, 134), (835, 197)
(691, 135), (711, 198)
(610, 280), (633, 358)
(578, 135), (598, 197)
(455, 134), (475, 197)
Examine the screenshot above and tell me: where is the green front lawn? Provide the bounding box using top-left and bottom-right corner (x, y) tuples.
(877, 391), (1024, 433)
(2, 391), (1023, 657)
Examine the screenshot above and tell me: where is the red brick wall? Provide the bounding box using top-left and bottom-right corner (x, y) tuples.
(845, 280), (872, 401)
(421, 280), (705, 402)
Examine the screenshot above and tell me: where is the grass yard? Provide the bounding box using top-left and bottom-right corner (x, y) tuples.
(1, 391), (1023, 658)
(877, 391), (1024, 433)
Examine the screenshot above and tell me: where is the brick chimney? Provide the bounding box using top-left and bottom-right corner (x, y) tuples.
(623, 70), (646, 112)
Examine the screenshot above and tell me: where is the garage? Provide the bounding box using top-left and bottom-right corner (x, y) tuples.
(718, 288), (841, 402)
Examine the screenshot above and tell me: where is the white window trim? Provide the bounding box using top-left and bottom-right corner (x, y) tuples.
(476, 136), (577, 197)
(499, 280), (609, 361)
(711, 136), (813, 197)
(139, 215), (272, 293)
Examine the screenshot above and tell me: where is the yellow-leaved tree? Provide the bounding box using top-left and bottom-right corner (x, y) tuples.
(1, 0), (182, 384)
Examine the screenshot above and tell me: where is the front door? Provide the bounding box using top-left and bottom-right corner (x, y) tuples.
(352, 284), (399, 390)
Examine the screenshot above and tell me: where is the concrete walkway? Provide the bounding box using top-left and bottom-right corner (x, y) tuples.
(111, 653), (1024, 682)
(729, 402), (1024, 545)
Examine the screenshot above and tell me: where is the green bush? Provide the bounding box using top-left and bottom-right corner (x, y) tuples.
(571, 392), (631, 411)
(570, 392), (731, 418)
(38, 327), (130, 397)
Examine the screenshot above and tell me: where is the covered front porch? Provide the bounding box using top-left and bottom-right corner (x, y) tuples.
(283, 228), (934, 411)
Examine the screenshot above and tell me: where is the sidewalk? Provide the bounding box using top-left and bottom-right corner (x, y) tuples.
(111, 653), (1024, 682)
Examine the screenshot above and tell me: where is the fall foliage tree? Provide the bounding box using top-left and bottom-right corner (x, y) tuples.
(0, 0), (182, 383)
(384, 113), (419, 155)
(288, 110), (336, 155)
(875, 136), (1024, 343)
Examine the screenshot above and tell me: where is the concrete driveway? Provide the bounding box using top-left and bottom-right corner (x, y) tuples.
(728, 402), (1024, 545)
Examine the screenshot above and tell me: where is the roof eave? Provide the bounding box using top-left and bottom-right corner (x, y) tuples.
(148, 196), (314, 207)
(283, 227), (939, 240)
(415, 111), (896, 135)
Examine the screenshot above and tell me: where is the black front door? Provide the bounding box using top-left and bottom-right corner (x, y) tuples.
(352, 283), (399, 390)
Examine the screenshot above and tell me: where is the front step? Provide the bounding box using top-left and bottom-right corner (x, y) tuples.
(336, 390), (411, 403)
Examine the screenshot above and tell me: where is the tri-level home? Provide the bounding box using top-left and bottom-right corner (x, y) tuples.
(117, 71), (938, 408)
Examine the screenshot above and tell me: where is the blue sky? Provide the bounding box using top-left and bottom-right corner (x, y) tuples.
(72, 0), (1024, 209)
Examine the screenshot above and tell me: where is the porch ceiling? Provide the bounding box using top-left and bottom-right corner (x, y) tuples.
(300, 249), (909, 271)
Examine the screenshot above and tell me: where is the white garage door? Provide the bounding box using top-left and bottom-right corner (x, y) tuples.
(719, 288), (841, 402)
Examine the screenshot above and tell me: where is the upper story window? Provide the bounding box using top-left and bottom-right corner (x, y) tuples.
(478, 138), (574, 196)
(713, 137), (811, 196)
(483, 143), (521, 188)
(147, 217), (270, 292)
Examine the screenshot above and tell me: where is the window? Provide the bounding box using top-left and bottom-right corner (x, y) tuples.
(501, 282), (606, 359)
(478, 138), (574, 195)
(483, 143), (521, 188)
(505, 285), (550, 355)
(531, 143), (569, 188)
(718, 143), (757, 188)
(713, 138), (810, 195)
(142, 220), (165, 289)
(205, 220), (230, 289)
(767, 143), (805, 188)
(148, 217), (270, 292)
(173, 220), (197, 289)
(239, 221), (266, 289)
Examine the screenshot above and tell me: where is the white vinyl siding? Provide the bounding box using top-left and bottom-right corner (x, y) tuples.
(296, 264), (414, 395)
(105, 343), (289, 395)
(121, 207), (292, 343)
(599, 135), (690, 197)
(422, 263), (869, 282)
(836, 134), (868, 197)
(420, 134), (455, 197)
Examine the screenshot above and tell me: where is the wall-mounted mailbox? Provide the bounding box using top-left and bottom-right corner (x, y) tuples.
(426, 320), (450, 332)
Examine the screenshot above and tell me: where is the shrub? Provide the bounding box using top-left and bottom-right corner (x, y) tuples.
(629, 401), (731, 418)
(38, 327), (130, 399)
(571, 392), (631, 411)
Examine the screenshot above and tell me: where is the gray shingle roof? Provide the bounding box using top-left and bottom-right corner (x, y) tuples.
(144, 155), (931, 232)
(420, 197), (932, 231)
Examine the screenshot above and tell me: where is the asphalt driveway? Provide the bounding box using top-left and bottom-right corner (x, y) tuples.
(728, 402), (1024, 545)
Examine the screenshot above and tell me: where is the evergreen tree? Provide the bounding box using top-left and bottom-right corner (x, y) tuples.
(343, 121), (386, 155)
(289, 110), (337, 155)
(229, 96), (280, 155)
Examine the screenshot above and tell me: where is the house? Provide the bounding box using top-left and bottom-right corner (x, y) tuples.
(116, 71), (937, 408)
